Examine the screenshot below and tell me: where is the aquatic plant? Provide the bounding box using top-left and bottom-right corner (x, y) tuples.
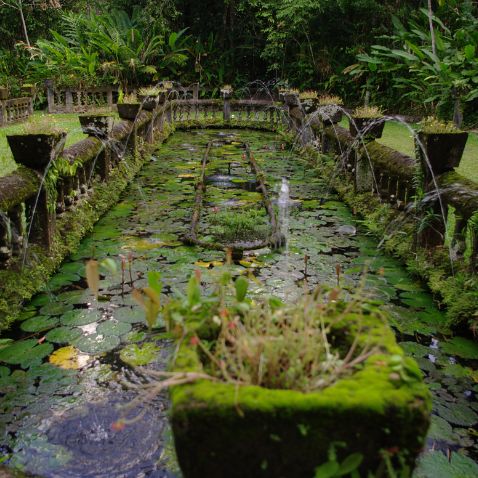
(208, 207), (271, 244)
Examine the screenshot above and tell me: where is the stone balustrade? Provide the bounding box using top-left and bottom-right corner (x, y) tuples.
(0, 97), (34, 127)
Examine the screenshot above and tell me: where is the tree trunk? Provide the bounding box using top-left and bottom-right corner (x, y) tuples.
(17, 1), (30, 47)
(428, 0), (436, 56)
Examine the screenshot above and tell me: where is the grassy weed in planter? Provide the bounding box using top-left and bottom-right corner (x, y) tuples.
(168, 273), (431, 478)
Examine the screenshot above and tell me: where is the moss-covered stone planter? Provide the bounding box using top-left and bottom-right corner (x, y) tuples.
(117, 103), (141, 121)
(21, 85), (35, 96)
(349, 117), (385, 141)
(171, 309), (431, 478)
(416, 131), (468, 176)
(0, 87), (9, 100)
(317, 104), (343, 125)
(6, 132), (67, 170)
(78, 114), (113, 138)
(137, 94), (158, 111)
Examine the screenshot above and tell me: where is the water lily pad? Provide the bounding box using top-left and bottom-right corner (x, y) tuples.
(0, 339), (54, 369)
(96, 320), (132, 337)
(114, 307), (145, 324)
(73, 334), (120, 355)
(435, 402), (478, 426)
(40, 302), (74, 316)
(61, 309), (101, 326)
(427, 415), (457, 443)
(120, 343), (160, 367)
(441, 337), (478, 360)
(399, 341), (431, 358)
(21, 316), (59, 333)
(125, 331), (147, 343)
(49, 346), (91, 370)
(0, 365), (10, 378)
(45, 326), (82, 344)
(415, 451), (478, 478)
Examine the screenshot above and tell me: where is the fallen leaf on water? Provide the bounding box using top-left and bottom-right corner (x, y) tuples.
(49, 345), (91, 370)
(194, 260), (224, 268)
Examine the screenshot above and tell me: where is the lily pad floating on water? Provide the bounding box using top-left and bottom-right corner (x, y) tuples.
(0, 339), (53, 368)
(434, 401), (478, 427)
(415, 450), (478, 478)
(45, 326), (82, 344)
(440, 337), (478, 360)
(73, 333), (120, 355)
(114, 307), (145, 324)
(96, 320), (132, 337)
(40, 302), (74, 317)
(61, 309), (101, 327)
(20, 316), (59, 333)
(427, 415), (457, 444)
(119, 342), (160, 367)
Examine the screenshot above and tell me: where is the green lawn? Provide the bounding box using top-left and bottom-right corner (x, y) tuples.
(339, 118), (477, 183)
(0, 113), (89, 178)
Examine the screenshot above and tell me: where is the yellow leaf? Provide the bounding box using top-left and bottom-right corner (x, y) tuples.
(85, 260), (99, 298)
(194, 260), (224, 268)
(49, 346), (91, 370)
(177, 174), (196, 179)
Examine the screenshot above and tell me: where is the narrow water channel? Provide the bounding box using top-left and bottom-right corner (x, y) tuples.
(0, 129), (477, 477)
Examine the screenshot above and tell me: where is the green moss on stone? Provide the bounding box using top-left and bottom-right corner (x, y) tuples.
(171, 310), (431, 478)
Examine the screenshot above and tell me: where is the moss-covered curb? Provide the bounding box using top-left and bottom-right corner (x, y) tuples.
(302, 147), (478, 332)
(171, 311), (431, 478)
(0, 127), (172, 330)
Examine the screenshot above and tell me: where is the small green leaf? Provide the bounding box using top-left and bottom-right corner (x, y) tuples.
(234, 276), (248, 302)
(315, 461), (340, 478)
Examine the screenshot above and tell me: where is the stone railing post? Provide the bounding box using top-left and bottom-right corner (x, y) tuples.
(282, 93), (311, 145)
(65, 90), (74, 113)
(45, 79), (55, 113)
(222, 90), (232, 121)
(0, 101), (4, 127)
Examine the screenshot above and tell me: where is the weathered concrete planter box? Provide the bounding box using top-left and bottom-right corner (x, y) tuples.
(416, 131), (468, 176)
(137, 94), (158, 111)
(317, 104), (343, 125)
(6, 132), (67, 170)
(171, 310), (431, 478)
(78, 114), (113, 138)
(117, 103), (141, 120)
(350, 117), (385, 141)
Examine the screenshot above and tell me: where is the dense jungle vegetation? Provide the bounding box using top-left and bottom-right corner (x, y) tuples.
(0, 0), (477, 124)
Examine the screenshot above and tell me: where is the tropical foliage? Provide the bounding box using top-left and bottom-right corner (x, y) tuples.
(348, 1), (478, 122)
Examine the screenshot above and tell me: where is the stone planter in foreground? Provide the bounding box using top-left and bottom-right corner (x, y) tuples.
(171, 310), (431, 478)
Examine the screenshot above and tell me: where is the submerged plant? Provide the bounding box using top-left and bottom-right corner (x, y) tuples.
(352, 105), (383, 118)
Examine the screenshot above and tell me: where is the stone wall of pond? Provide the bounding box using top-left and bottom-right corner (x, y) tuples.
(311, 122), (478, 330)
(0, 97), (284, 327)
